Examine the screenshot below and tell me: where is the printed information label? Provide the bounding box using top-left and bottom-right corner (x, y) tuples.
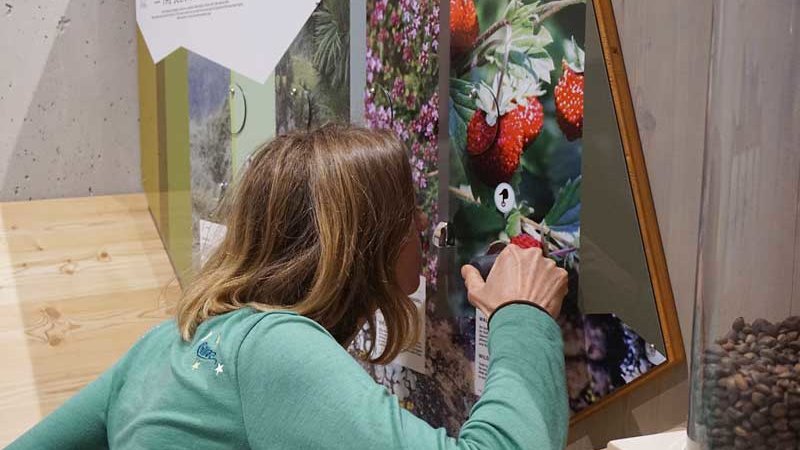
(136, 0), (318, 82)
(199, 219), (227, 266)
(373, 276), (427, 374)
(474, 309), (490, 395)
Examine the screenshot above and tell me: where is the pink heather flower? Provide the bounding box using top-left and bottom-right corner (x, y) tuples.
(371, 0), (387, 25)
(364, 0), (441, 287)
(391, 77), (405, 98)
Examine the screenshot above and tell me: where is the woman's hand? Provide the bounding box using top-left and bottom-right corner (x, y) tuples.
(461, 245), (568, 318)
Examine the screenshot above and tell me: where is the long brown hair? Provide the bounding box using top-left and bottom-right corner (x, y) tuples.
(177, 124), (420, 363)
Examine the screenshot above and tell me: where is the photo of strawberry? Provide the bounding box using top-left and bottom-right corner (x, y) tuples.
(500, 97), (544, 147)
(510, 232), (542, 249)
(555, 39), (585, 141)
(466, 109), (496, 156)
(450, 0), (479, 58)
(555, 62), (584, 141)
(468, 96), (544, 186)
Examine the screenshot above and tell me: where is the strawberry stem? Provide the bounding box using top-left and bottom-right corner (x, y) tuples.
(495, 23), (512, 112)
(470, 19), (510, 58)
(533, 0), (587, 28)
(447, 186), (573, 250)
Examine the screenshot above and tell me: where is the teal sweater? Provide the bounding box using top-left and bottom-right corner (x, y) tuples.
(8, 304), (568, 449)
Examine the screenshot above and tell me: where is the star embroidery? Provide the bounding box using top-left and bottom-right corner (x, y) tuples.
(215, 363), (224, 375)
(191, 361), (200, 370)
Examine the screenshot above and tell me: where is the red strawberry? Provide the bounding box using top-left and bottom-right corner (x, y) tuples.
(470, 138), (522, 187)
(504, 96), (544, 145)
(555, 60), (584, 141)
(470, 97), (544, 186)
(466, 110), (497, 156)
(511, 233), (542, 249)
(450, 0), (479, 58)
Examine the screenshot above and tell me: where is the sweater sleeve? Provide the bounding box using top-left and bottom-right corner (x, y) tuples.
(6, 367), (113, 450)
(238, 305), (568, 450)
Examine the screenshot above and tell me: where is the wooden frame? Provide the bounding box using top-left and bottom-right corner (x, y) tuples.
(568, 0), (686, 425)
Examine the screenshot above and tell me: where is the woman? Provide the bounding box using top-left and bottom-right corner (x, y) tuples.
(9, 125), (569, 449)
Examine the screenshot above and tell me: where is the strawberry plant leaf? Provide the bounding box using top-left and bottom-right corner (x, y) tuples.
(546, 139), (582, 187)
(506, 50), (554, 85)
(449, 99), (469, 156)
(563, 36), (585, 73)
(510, 170), (522, 187)
(519, 169), (554, 222)
(507, 49), (536, 78)
(453, 103), (475, 125)
(451, 90), (477, 109)
(450, 77), (478, 107)
(509, 25), (553, 54)
(530, 53), (555, 84)
(452, 203), (505, 240)
(449, 77), (478, 126)
(505, 210), (522, 237)
(544, 176), (581, 231)
(449, 142), (468, 187)
(467, 165), (496, 206)
(521, 148), (546, 177)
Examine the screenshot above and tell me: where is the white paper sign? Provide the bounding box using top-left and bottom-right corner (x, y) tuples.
(373, 276), (427, 374)
(474, 309), (490, 395)
(199, 219), (227, 265)
(137, 0), (319, 83)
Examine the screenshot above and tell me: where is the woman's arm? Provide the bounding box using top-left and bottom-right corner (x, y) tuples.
(238, 307), (567, 450)
(6, 369), (113, 450)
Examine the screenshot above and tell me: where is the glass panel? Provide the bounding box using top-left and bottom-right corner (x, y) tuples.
(580, 1), (664, 353)
(688, 1), (800, 448)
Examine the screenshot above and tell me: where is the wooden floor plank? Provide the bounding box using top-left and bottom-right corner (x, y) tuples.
(0, 194), (179, 445)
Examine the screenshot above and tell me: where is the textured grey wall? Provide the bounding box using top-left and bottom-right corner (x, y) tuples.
(0, 0), (141, 202)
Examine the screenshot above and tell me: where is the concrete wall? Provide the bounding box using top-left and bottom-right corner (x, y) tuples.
(0, 0), (141, 202)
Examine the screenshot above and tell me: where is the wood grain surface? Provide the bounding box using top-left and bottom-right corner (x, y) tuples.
(0, 194), (179, 445)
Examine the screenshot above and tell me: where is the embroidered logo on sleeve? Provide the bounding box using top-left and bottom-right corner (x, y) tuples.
(191, 331), (224, 376)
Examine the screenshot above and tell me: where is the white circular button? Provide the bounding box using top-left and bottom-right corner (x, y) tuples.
(494, 183), (515, 214)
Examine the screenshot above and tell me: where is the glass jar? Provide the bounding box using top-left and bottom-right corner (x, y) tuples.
(688, 1), (800, 449)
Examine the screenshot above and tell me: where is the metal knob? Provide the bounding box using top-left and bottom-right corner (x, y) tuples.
(433, 222), (455, 249)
